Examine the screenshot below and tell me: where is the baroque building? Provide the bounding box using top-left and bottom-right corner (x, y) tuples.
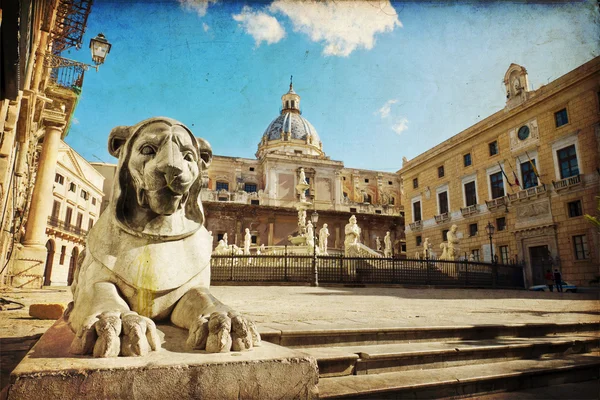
(43, 142), (104, 286)
(200, 83), (405, 254)
(0, 0), (97, 287)
(399, 57), (600, 287)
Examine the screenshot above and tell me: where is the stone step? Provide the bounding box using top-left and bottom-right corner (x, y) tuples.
(318, 352), (600, 399)
(260, 321), (600, 348)
(300, 333), (599, 377)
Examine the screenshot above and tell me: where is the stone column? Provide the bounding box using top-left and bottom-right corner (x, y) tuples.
(10, 112), (65, 288)
(268, 222), (274, 246)
(23, 121), (64, 245)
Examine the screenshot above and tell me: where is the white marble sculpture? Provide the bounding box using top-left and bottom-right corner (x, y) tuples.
(243, 228), (251, 255)
(319, 224), (330, 255)
(223, 232), (228, 246)
(306, 221), (315, 249)
(66, 117), (260, 357)
(344, 215), (361, 256)
(376, 237), (382, 252)
(423, 238), (432, 259)
(384, 231), (392, 258)
(298, 209), (306, 232)
(299, 168), (307, 185)
(446, 224), (459, 260)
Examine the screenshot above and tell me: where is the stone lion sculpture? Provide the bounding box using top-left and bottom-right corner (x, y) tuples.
(66, 117), (260, 357)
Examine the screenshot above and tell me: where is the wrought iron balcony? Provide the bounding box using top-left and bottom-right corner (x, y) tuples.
(47, 216), (88, 237)
(552, 174), (582, 191)
(460, 204), (479, 217)
(434, 212), (450, 224)
(508, 184), (548, 202)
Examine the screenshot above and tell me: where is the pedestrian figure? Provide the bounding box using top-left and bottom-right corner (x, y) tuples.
(544, 269), (554, 292)
(553, 269), (563, 292)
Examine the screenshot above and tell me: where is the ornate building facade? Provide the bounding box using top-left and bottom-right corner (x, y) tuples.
(200, 83), (406, 254)
(0, 0), (97, 287)
(399, 57), (600, 287)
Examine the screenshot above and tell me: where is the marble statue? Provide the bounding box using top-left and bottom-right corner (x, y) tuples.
(66, 117), (260, 357)
(306, 221), (315, 248)
(299, 168), (307, 185)
(376, 236), (382, 252)
(446, 224), (459, 260)
(344, 215), (361, 256)
(384, 231), (392, 258)
(423, 238), (432, 259)
(298, 209), (306, 231)
(223, 232), (228, 246)
(319, 224), (330, 255)
(243, 228), (251, 255)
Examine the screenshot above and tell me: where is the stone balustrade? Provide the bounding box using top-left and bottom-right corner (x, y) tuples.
(552, 174), (582, 191)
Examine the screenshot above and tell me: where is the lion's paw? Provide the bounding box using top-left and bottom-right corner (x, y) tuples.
(70, 311), (160, 358)
(186, 311), (261, 353)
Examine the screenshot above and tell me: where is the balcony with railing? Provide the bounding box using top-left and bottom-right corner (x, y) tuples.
(485, 196), (508, 211)
(434, 212), (450, 224)
(508, 184), (548, 202)
(552, 174), (582, 192)
(409, 220), (422, 231)
(47, 216), (88, 238)
(460, 204), (479, 217)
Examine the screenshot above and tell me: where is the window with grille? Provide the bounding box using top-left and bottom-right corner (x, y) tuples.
(489, 171), (505, 199)
(489, 141), (498, 156)
(412, 178), (418, 188)
(471, 249), (480, 261)
(416, 236), (422, 246)
(568, 200), (582, 217)
(464, 181), (477, 206)
(464, 153), (472, 167)
(557, 145), (579, 179)
(520, 159), (538, 188)
(500, 245), (509, 264)
(438, 165), (444, 178)
(554, 108), (568, 127)
(572, 235), (588, 260)
(496, 217), (506, 231)
(469, 223), (478, 236)
(413, 201), (422, 221)
(438, 191), (449, 214)
(244, 183), (257, 193)
(216, 181), (229, 191)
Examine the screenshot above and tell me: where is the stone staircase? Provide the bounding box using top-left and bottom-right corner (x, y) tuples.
(261, 322), (600, 399)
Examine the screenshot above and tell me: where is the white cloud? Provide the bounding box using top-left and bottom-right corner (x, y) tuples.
(72, 117), (80, 125)
(233, 6), (286, 47)
(270, 0), (401, 57)
(392, 117), (409, 135)
(178, 0), (218, 17)
(202, 22), (210, 32)
(376, 99), (398, 118)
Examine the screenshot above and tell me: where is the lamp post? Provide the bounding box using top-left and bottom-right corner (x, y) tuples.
(45, 33), (112, 72)
(485, 221), (495, 263)
(311, 211), (319, 287)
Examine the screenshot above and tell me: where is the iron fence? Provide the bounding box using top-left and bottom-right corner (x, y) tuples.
(211, 253), (525, 289)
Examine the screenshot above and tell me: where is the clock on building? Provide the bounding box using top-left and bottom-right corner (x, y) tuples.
(517, 125), (530, 140)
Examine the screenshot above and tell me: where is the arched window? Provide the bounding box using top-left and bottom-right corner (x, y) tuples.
(363, 193), (372, 204)
(389, 197), (395, 205)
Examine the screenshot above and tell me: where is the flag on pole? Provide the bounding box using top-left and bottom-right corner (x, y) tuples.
(525, 151), (542, 184)
(507, 157), (522, 189)
(498, 162), (513, 187)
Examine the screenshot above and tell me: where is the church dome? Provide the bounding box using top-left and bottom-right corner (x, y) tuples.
(263, 112), (320, 143)
(257, 80), (324, 158)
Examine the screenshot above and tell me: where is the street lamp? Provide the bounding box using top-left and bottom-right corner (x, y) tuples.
(311, 211), (319, 287)
(485, 221), (495, 263)
(90, 33), (112, 66)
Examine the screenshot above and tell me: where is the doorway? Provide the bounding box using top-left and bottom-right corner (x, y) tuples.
(43, 240), (55, 286)
(529, 245), (552, 285)
(67, 247), (79, 285)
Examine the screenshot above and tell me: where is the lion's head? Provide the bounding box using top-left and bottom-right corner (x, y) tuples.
(107, 117), (212, 239)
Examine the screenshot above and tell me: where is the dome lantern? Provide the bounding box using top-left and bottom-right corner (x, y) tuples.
(281, 75), (301, 114)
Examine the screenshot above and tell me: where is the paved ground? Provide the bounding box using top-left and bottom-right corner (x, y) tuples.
(1, 285), (598, 338)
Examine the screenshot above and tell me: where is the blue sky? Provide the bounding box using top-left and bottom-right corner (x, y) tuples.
(65, 0), (599, 171)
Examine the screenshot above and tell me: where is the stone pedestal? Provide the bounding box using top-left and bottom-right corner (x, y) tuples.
(7, 319), (319, 400)
(8, 244), (47, 288)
